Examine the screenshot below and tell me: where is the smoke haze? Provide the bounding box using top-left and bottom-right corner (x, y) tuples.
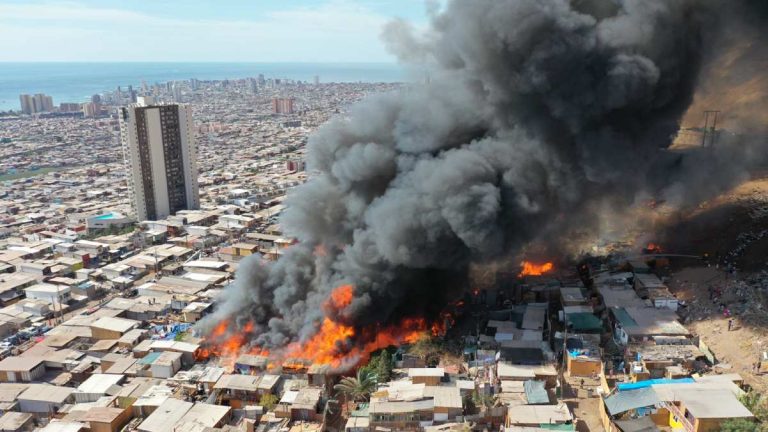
(199, 0), (767, 358)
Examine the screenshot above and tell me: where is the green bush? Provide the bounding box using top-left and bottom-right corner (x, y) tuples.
(259, 393), (279, 410)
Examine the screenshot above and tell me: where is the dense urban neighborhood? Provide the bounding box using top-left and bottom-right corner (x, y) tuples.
(0, 69), (766, 432)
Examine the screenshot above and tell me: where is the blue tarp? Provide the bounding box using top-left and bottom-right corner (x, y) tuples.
(152, 323), (192, 340)
(604, 387), (660, 415)
(568, 349), (596, 358)
(617, 377), (694, 391)
(524, 380), (549, 404)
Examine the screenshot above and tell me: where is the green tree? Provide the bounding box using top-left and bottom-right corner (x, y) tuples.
(360, 354), (378, 377)
(259, 393), (279, 410)
(334, 368), (378, 402)
(741, 391), (768, 421)
(720, 391), (768, 432)
(375, 350), (394, 383)
(408, 335), (443, 366)
(462, 392), (477, 414)
(720, 418), (759, 432)
(471, 391), (497, 410)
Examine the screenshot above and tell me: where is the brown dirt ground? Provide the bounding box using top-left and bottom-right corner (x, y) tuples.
(661, 178), (768, 392)
(667, 266), (768, 392)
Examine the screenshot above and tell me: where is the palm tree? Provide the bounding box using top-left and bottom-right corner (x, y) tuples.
(334, 368), (378, 402)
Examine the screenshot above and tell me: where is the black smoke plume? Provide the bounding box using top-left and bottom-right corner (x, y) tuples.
(199, 0), (766, 353)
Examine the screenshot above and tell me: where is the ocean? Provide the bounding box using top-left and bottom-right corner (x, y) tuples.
(0, 62), (407, 111)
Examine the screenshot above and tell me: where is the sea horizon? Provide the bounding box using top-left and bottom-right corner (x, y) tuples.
(0, 61), (407, 111)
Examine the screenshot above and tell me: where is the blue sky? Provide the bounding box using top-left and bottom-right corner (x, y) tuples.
(0, 0), (434, 62)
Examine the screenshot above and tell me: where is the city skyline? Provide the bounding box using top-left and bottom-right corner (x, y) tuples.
(0, 0), (435, 63)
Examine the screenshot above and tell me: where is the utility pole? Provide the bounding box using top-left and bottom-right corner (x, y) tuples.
(701, 110), (720, 148)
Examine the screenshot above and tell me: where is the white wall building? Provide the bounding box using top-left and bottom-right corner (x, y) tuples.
(24, 284), (71, 305)
(17, 384), (73, 414)
(73, 373), (125, 403)
(119, 102), (200, 221)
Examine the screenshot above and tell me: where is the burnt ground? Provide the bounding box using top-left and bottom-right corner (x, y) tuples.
(659, 178), (768, 272)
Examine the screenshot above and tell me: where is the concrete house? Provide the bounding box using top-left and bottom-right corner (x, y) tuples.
(17, 384), (74, 416)
(137, 398), (193, 432)
(80, 407), (132, 432)
(149, 352), (182, 379)
(0, 412), (34, 432)
(0, 357), (45, 382)
(74, 374), (125, 403)
(90, 317), (140, 340)
(172, 403), (231, 431)
(408, 368), (445, 386)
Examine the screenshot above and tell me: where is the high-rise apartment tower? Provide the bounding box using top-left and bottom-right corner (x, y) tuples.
(272, 97), (295, 114)
(119, 101), (199, 221)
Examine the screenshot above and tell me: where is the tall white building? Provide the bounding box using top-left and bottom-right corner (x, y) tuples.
(19, 94), (53, 114)
(33, 94), (54, 112)
(19, 94), (34, 114)
(172, 84), (183, 102)
(119, 101), (200, 221)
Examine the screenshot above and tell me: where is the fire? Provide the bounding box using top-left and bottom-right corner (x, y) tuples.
(519, 260), (554, 277)
(286, 317), (355, 366)
(195, 320), (268, 369)
(285, 286), (438, 368)
(326, 284), (353, 311)
(211, 321), (227, 338)
(281, 315), (447, 368)
(201, 284), (453, 370)
(646, 242), (663, 253)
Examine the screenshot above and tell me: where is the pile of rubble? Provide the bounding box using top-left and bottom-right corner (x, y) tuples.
(721, 229), (768, 269)
(681, 271), (768, 325)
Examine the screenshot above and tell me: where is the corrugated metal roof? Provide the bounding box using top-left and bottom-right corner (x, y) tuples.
(137, 398), (193, 432)
(614, 417), (659, 432)
(423, 386), (462, 409)
(612, 307), (638, 327)
(181, 403), (231, 427)
(521, 304), (546, 330)
(652, 383), (754, 419)
(604, 387), (660, 415)
(565, 313), (603, 331)
(18, 384), (73, 404)
(507, 404), (572, 425)
(369, 398), (434, 413)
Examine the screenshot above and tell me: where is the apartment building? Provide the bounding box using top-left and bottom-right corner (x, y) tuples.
(119, 101), (200, 221)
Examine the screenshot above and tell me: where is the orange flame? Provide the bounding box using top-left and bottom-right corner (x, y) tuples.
(326, 284), (353, 311)
(202, 284), (452, 370)
(646, 242), (662, 253)
(519, 260), (554, 277)
(212, 321), (228, 338)
(195, 320), (268, 369)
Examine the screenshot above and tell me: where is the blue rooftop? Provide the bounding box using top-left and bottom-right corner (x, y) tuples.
(617, 377), (694, 391)
(138, 352), (162, 365)
(94, 213), (118, 220)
